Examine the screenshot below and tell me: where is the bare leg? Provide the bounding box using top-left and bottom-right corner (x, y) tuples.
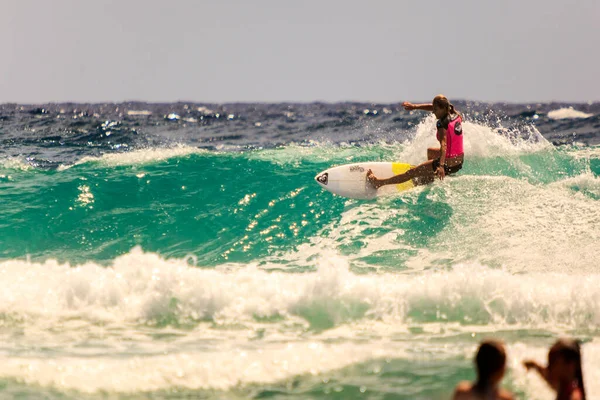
(416, 148), (440, 185)
(427, 147), (441, 160)
(367, 160), (435, 188)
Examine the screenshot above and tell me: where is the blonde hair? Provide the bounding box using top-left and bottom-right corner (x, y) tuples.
(433, 94), (463, 120)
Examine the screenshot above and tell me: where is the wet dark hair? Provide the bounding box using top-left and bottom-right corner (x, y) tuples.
(474, 340), (506, 391)
(433, 94), (463, 121)
(549, 338), (586, 400)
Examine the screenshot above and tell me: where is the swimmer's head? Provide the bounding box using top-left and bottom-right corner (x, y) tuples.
(547, 339), (585, 398)
(475, 340), (507, 387)
(432, 94), (460, 120)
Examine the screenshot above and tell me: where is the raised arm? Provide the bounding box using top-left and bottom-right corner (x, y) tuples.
(403, 101), (434, 112)
(523, 360), (553, 389)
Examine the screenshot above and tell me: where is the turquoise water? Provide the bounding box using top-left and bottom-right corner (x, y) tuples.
(3, 141), (597, 266)
(1, 115), (600, 398)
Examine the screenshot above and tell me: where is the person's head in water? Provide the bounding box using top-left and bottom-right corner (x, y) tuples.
(548, 339), (586, 399)
(474, 340), (507, 391)
(452, 339), (514, 400)
(432, 94), (461, 120)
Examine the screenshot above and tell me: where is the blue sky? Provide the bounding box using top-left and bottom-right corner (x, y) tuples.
(1, 0), (598, 103)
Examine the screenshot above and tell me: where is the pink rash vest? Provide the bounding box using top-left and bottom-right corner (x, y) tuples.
(436, 114), (464, 158)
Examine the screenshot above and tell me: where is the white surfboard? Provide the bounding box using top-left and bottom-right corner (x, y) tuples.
(315, 162), (415, 200)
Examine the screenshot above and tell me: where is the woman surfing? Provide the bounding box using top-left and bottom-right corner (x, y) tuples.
(367, 94), (464, 188)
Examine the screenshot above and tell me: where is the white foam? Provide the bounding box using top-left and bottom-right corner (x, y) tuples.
(564, 145), (600, 160)
(548, 107), (593, 120)
(3, 337), (598, 395)
(246, 142), (398, 166)
(247, 113), (551, 168)
(57, 145), (206, 170)
(0, 342), (400, 392)
(0, 157), (33, 171)
(312, 168), (600, 275)
(1, 249), (600, 392)
(349, 175), (599, 273)
(550, 172), (600, 198)
(126, 110), (152, 116)
(1, 249), (600, 334)
(398, 115), (551, 165)
(440, 175), (600, 273)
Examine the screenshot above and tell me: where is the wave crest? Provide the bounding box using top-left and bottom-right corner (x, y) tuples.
(548, 107), (593, 120)
(1, 248), (599, 330)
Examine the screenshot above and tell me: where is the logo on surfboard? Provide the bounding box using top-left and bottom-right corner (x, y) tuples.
(349, 165), (365, 173)
(316, 172), (328, 185)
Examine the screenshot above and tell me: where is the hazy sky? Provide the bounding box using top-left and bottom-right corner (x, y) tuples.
(1, 0), (598, 103)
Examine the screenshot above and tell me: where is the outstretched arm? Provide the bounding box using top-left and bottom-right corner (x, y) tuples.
(523, 360), (554, 389)
(403, 102), (433, 112)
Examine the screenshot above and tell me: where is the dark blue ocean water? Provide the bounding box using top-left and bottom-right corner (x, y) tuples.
(1, 101), (599, 168)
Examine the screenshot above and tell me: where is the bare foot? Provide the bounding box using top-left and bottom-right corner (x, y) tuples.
(366, 169), (383, 189)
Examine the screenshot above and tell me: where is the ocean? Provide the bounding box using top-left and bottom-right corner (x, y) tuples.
(0, 101), (599, 399)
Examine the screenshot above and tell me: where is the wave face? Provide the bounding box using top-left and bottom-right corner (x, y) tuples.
(1, 101), (600, 399)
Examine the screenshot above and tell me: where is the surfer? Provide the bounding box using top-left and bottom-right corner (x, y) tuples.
(367, 94), (464, 188)
(452, 340), (514, 400)
(523, 339), (586, 400)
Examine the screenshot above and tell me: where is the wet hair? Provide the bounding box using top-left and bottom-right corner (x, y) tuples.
(549, 338), (586, 400)
(473, 340), (506, 391)
(433, 94), (463, 120)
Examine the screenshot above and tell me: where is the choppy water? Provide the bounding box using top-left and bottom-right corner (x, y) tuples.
(0, 101), (599, 399)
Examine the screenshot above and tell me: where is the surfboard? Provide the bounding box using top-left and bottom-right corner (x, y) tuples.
(315, 162), (415, 200)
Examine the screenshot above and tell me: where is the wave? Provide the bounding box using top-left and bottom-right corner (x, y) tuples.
(1, 248), (600, 393)
(1, 248), (599, 331)
(0, 157), (33, 172)
(398, 115), (551, 165)
(126, 110), (153, 116)
(0, 341), (400, 393)
(309, 170), (600, 274)
(1, 117), (598, 269)
(3, 113), (559, 172)
(56, 144), (207, 170)
(550, 171), (600, 199)
(0, 338), (598, 395)
(547, 107), (593, 120)
(2, 145), (599, 267)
